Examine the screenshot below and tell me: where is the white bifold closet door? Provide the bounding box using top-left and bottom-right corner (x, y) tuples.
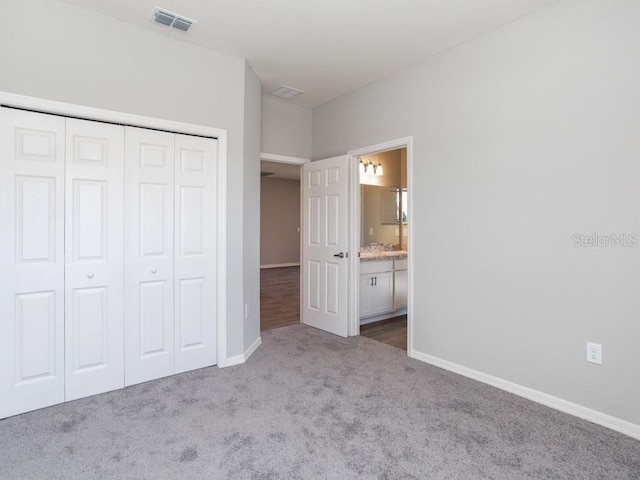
(124, 128), (176, 386)
(124, 127), (217, 386)
(64, 118), (124, 401)
(173, 134), (217, 374)
(0, 109), (66, 418)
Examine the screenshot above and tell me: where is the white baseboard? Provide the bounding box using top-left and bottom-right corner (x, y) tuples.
(219, 336), (263, 368)
(260, 262), (300, 269)
(410, 349), (640, 441)
(244, 336), (262, 361)
(360, 308), (407, 325)
(222, 354), (244, 368)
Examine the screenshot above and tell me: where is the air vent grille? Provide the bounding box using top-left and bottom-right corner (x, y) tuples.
(172, 17), (193, 32)
(270, 85), (303, 100)
(153, 8), (195, 32)
(153, 10), (174, 26)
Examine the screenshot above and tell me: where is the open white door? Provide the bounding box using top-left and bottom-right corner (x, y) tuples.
(301, 155), (350, 337)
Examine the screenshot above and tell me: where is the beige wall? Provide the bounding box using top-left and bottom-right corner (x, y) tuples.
(360, 148), (408, 247)
(261, 177), (301, 266)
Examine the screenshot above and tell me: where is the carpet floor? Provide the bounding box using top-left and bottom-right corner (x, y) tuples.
(1, 325), (638, 479)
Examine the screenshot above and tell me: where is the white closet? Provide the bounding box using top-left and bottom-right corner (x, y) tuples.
(124, 127), (217, 386)
(0, 108), (218, 419)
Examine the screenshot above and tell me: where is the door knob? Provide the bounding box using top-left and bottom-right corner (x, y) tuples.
(333, 252), (345, 258)
(87, 272), (94, 279)
(151, 268), (157, 274)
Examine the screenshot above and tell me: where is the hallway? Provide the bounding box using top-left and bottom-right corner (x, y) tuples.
(260, 266), (300, 331)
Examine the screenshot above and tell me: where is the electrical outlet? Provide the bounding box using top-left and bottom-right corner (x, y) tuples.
(586, 342), (602, 365)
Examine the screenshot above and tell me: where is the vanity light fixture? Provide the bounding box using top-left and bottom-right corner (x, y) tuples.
(359, 157), (367, 176)
(359, 157), (384, 176)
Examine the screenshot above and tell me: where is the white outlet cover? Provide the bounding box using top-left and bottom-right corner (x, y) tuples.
(586, 342), (602, 365)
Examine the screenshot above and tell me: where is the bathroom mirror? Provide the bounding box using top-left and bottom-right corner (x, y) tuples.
(379, 188), (407, 225)
(361, 185), (408, 247)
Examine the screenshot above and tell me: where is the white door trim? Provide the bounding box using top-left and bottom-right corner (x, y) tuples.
(0, 91), (229, 368)
(347, 137), (414, 351)
(260, 152), (310, 165)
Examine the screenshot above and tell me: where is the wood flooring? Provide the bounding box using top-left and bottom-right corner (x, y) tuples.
(260, 266), (300, 331)
(261, 266), (407, 352)
(360, 315), (407, 351)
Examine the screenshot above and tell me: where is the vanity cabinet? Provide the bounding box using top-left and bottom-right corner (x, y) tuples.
(360, 259), (406, 320)
(394, 259), (408, 309)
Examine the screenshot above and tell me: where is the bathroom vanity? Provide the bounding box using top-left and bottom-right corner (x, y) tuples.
(359, 252), (407, 323)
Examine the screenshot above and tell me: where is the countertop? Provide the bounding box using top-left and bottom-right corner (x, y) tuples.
(359, 251), (408, 262)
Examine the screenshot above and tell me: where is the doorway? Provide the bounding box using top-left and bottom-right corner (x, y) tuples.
(348, 138), (413, 354)
(355, 147), (409, 351)
(260, 139), (412, 354)
(259, 156), (305, 331)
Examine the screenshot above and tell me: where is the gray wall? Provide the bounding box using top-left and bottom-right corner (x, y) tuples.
(261, 178), (301, 266)
(243, 64), (262, 352)
(313, 0), (640, 425)
(1, 0), (260, 358)
(261, 96), (312, 159)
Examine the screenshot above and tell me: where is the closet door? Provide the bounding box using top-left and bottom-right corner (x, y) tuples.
(0, 108), (65, 418)
(64, 119), (124, 400)
(174, 135), (217, 373)
(124, 127), (175, 386)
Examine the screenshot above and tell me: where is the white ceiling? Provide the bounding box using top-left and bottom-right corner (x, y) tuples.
(62, 0), (558, 107)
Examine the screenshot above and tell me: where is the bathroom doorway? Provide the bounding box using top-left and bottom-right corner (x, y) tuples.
(348, 138), (413, 353)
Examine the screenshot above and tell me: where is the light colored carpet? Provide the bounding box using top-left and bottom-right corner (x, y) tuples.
(1, 324), (638, 479)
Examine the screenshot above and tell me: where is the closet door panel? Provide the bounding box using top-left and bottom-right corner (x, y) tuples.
(174, 135), (217, 373)
(0, 108), (65, 419)
(64, 119), (124, 401)
(125, 127), (175, 386)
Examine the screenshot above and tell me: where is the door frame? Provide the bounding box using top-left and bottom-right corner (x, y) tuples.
(347, 137), (414, 352)
(0, 91), (230, 367)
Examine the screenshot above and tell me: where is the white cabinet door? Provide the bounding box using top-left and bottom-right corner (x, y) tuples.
(174, 134), (217, 373)
(124, 127), (175, 386)
(394, 269), (408, 310)
(360, 271), (394, 319)
(64, 118), (124, 400)
(0, 108), (66, 418)
(370, 271), (394, 315)
(359, 274), (374, 318)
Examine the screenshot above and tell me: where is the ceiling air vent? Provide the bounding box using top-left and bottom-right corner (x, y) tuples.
(270, 85), (303, 100)
(153, 8), (195, 32)
(172, 17), (193, 32)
